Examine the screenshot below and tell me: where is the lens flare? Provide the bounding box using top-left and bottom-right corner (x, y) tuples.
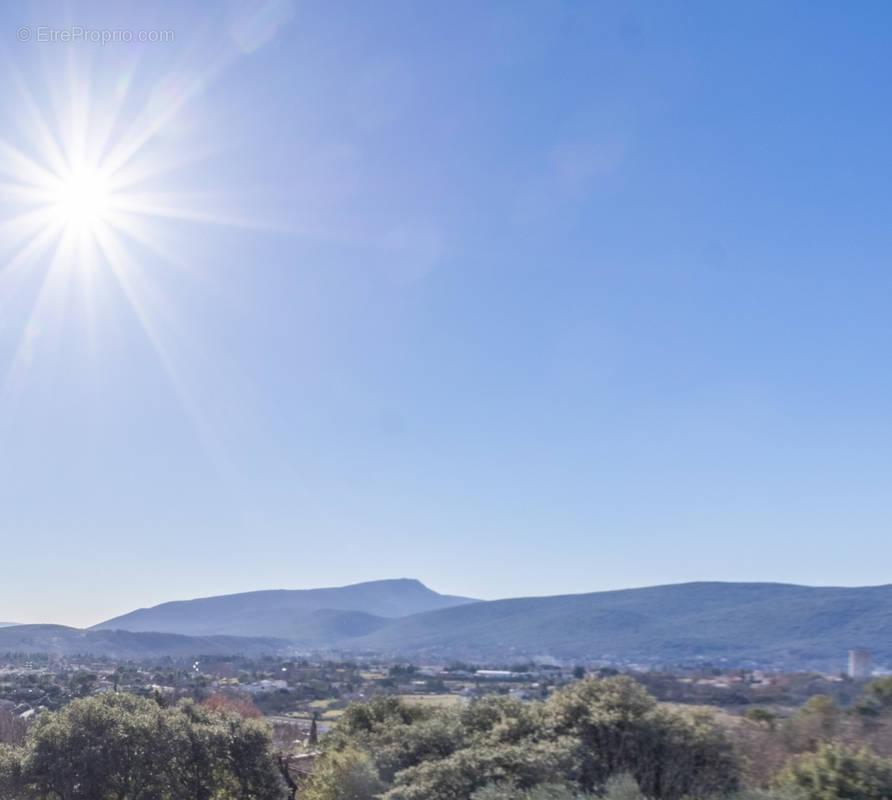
(51, 166), (111, 233)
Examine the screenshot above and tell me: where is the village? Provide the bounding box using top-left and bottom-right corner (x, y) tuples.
(1, 648), (878, 751)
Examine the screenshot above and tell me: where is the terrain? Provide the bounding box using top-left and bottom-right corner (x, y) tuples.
(356, 581), (892, 668)
(92, 578), (475, 637)
(0, 624), (285, 658)
(5, 580), (892, 669)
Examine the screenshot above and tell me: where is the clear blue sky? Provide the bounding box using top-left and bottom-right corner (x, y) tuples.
(2, 1), (892, 627)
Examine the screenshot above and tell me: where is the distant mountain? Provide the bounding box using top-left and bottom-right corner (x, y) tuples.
(0, 622), (18, 628)
(21, 581), (892, 669)
(354, 582), (892, 669)
(0, 624), (286, 658)
(93, 579), (476, 639)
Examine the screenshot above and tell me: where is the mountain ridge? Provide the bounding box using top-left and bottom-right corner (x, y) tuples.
(11, 580), (892, 669)
(352, 581), (892, 669)
(92, 578), (476, 638)
(0, 624), (287, 658)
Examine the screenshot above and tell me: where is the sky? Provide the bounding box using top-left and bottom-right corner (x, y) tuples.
(2, 1), (892, 627)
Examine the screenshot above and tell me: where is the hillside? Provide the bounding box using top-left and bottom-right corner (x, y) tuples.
(92, 579), (475, 638)
(356, 582), (892, 669)
(18, 581), (892, 668)
(0, 624), (287, 658)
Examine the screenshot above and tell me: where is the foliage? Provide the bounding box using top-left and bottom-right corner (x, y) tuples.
(301, 746), (384, 800)
(0, 745), (25, 799)
(853, 677), (892, 719)
(0, 692), (285, 800)
(328, 695), (459, 784)
(600, 773), (647, 800)
(545, 677), (739, 798)
(0, 709), (27, 746)
(775, 743), (892, 800)
(863, 677), (892, 711)
(310, 677), (738, 800)
(787, 696), (839, 752)
(471, 782), (594, 800)
(745, 709), (778, 730)
(205, 692), (265, 719)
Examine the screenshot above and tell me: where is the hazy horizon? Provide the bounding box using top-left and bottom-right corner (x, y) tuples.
(5, 1), (892, 628)
(9, 575), (892, 630)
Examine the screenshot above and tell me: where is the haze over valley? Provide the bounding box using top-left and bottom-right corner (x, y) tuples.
(1, 578), (887, 671)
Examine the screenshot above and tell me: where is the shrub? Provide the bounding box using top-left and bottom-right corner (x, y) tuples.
(775, 743), (892, 800)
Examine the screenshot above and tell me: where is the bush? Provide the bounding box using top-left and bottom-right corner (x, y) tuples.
(775, 743), (892, 800)
(301, 746), (384, 800)
(0, 693), (285, 800)
(545, 677), (739, 798)
(311, 678), (738, 800)
(471, 783), (594, 800)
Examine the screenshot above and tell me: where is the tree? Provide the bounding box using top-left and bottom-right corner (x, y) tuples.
(788, 695), (838, 751)
(865, 677), (892, 710)
(745, 709), (779, 730)
(775, 743), (892, 800)
(314, 677), (737, 800)
(471, 782), (595, 800)
(67, 670), (97, 698)
(544, 676), (739, 799)
(0, 745), (25, 800)
(5, 693), (285, 800)
(302, 746), (383, 800)
(0, 710), (26, 747)
(204, 692), (264, 719)
(327, 695), (453, 783)
(602, 773), (647, 800)
(309, 712), (319, 746)
(853, 677), (892, 720)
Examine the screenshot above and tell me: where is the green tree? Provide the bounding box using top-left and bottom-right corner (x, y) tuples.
(788, 695), (838, 751)
(316, 677), (737, 800)
(25, 691), (174, 800)
(864, 676), (892, 709)
(601, 773), (647, 800)
(302, 746), (383, 800)
(745, 709), (778, 730)
(0, 745), (25, 800)
(775, 743), (892, 800)
(471, 782), (595, 800)
(328, 696), (456, 783)
(853, 677), (892, 719)
(67, 670), (97, 698)
(309, 712), (319, 747)
(545, 676), (739, 799)
(5, 693), (284, 800)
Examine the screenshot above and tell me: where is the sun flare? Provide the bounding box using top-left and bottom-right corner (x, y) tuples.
(0, 49), (263, 432)
(51, 166), (112, 234)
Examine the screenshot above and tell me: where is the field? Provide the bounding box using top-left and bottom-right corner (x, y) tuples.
(397, 693), (466, 709)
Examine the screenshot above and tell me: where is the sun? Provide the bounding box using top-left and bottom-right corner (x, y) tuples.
(50, 165), (112, 234)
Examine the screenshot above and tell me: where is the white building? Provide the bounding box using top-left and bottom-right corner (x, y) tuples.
(848, 649), (871, 678)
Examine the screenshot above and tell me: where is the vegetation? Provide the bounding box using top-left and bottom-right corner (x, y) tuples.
(305, 677), (739, 800)
(0, 692), (284, 799)
(7, 673), (892, 799)
(776, 744), (892, 800)
(11, 581), (892, 669)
